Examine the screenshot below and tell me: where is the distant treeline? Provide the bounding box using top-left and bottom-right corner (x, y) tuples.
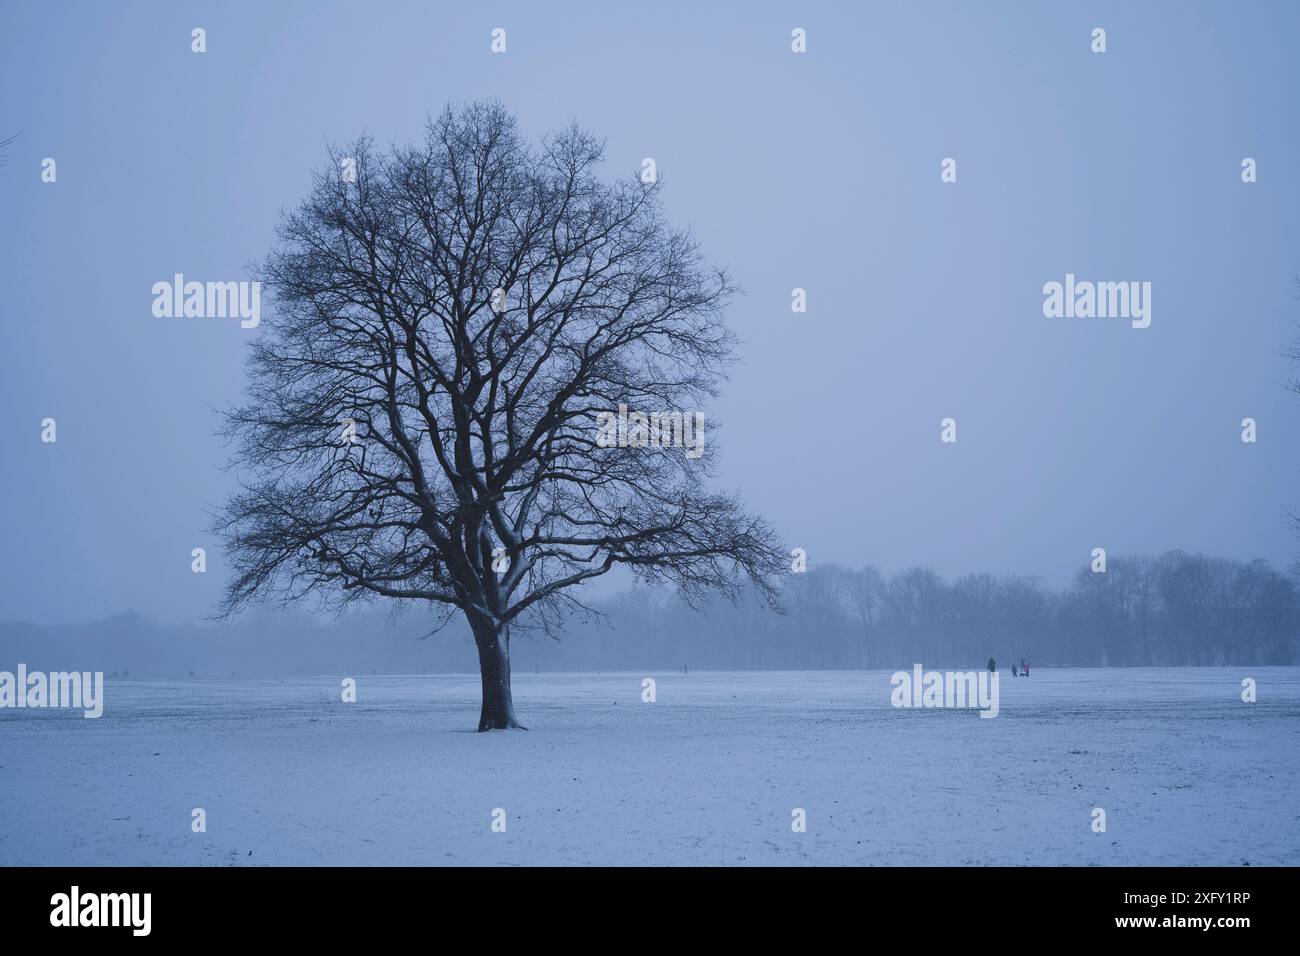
(2, 551), (1295, 674)
(540, 550), (1298, 671)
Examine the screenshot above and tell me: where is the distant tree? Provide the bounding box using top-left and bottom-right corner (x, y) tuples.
(1200, 556), (1243, 663)
(1067, 564), (1121, 664)
(1236, 558), (1299, 664)
(214, 102), (784, 729)
(992, 574), (1050, 664)
(1154, 551), (1212, 665)
(786, 567), (853, 668)
(883, 567), (947, 665)
(842, 565), (885, 667)
(951, 572), (998, 662)
(1259, 568), (1300, 664)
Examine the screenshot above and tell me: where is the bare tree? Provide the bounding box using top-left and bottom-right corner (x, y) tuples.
(214, 102), (784, 729)
(0, 130), (19, 167)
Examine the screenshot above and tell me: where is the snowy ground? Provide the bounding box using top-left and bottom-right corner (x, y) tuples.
(1, 668), (1297, 866)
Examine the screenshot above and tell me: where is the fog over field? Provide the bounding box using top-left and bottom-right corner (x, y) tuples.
(4, 548), (1295, 679)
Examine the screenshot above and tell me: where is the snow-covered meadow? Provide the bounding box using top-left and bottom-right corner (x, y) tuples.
(1, 668), (1296, 866)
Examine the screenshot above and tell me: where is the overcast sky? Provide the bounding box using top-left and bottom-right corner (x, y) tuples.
(3, 0), (1299, 625)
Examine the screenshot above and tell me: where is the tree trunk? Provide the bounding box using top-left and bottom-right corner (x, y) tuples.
(472, 616), (524, 731)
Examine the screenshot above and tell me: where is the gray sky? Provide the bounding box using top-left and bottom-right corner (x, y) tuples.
(3, 0), (1299, 625)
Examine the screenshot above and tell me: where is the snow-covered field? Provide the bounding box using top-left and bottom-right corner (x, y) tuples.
(1, 668), (1297, 866)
